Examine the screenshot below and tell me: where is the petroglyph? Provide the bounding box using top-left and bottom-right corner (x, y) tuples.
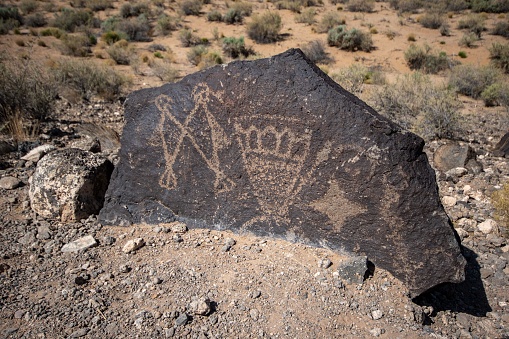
(155, 84), (234, 193)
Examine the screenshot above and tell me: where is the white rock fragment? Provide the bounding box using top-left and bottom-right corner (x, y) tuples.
(477, 219), (497, 234)
(189, 297), (212, 316)
(0, 176), (22, 190)
(21, 144), (56, 163)
(371, 309), (383, 320)
(170, 222), (188, 233)
(442, 196), (457, 207)
(61, 235), (98, 253)
(122, 238), (145, 253)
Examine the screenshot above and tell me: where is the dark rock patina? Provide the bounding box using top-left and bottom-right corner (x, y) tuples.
(100, 49), (465, 296)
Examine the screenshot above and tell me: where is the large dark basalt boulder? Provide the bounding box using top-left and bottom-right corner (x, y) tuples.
(100, 49), (465, 296)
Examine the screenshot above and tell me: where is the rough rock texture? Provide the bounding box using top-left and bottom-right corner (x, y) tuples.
(433, 142), (479, 173)
(493, 131), (509, 157)
(100, 49), (465, 296)
(30, 148), (113, 222)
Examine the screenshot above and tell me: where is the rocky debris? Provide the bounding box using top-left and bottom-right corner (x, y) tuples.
(478, 219), (498, 234)
(70, 136), (101, 153)
(319, 258), (333, 269)
(122, 238), (145, 253)
(433, 142), (479, 173)
(169, 222), (188, 233)
(335, 256), (367, 285)
(61, 235), (98, 252)
(221, 237), (236, 252)
(29, 148), (113, 222)
(100, 49), (465, 296)
(20, 144), (56, 163)
(189, 297), (212, 316)
(0, 176), (22, 190)
(175, 313), (189, 326)
(493, 131), (509, 157)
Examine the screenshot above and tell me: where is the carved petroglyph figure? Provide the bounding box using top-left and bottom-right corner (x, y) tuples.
(155, 84), (234, 193)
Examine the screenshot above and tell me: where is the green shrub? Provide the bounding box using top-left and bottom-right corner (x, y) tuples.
(315, 11), (344, 33)
(73, 0), (113, 11)
(179, 29), (204, 47)
(301, 40), (330, 64)
(59, 33), (93, 57)
(347, 0), (375, 12)
(20, 0), (38, 14)
(369, 72), (461, 140)
(187, 45), (208, 65)
(120, 2), (150, 18)
(53, 59), (128, 101)
(53, 8), (96, 32)
(458, 50), (467, 58)
(222, 36), (252, 58)
(106, 40), (135, 65)
(404, 44), (450, 74)
(419, 12), (445, 29)
(448, 64), (499, 99)
(295, 8), (316, 25)
(0, 7), (23, 34)
(459, 32), (479, 48)
(457, 14), (486, 38)
(389, 0), (423, 13)
(224, 2), (252, 24)
(491, 182), (509, 231)
(108, 15), (151, 41)
(180, 0), (202, 16)
(0, 57), (57, 135)
(157, 14), (180, 35)
(40, 27), (65, 38)
(247, 12), (282, 44)
(492, 21), (509, 38)
(471, 0), (509, 13)
(207, 10), (223, 22)
(24, 13), (47, 27)
(490, 42), (509, 73)
(481, 82), (509, 108)
(327, 25), (373, 52)
(101, 31), (126, 45)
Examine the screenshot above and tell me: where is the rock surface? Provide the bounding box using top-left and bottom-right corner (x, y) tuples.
(20, 144), (56, 163)
(0, 176), (22, 190)
(433, 142), (478, 173)
(61, 235), (98, 252)
(100, 49), (465, 296)
(29, 148), (113, 222)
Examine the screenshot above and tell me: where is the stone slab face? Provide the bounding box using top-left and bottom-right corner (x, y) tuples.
(100, 49), (466, 296)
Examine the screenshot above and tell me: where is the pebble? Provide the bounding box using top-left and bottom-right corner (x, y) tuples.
(369, 328), (384, 337)
(0, 176), (22, 190)
(170, 222), (188, 233)
(122, 238), (145, 253)
(318, 258), (333, 269)
(20, 144), (56, 163)
(175, 313), (189, 326)
(189, 297), (212, 316)
(442, 196), (457, 207)
(61, 235), (98, 253)
(69, 328), (89, 338)
(14, 310), (26, 319)
(371, 309), (383, 320)
(478, 219), (497, 234)
(222, 237), (236, 252)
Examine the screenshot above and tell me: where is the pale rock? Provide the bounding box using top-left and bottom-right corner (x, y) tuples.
(21, 144), (56, 163)
(170, 222), (188, 233)
(442, 196), (457, 207)
(122, 238), (145, 253)
(371, 309), (383, 320)
(0, 176), (22, 190)
(61, 235), (98, 252)
(445, 167), (468, 178)
(463, 185), (472, 194)
(189, 297), (212, 316)
(455, 228), (469, 241)
(478, 219), (497, 234)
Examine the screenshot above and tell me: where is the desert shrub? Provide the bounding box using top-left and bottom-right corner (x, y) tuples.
(101, 31), (126, 45)
(444, 0), (470, 11)
(369, 72), (461, 140)
(106, 40), (135, 65)
(0, 7), (23, 33)
(222, 36), (252, 58)
(275, 1), (302, 12)
(111, 15), (151, 41)
(419, 12), (445, 29)
(53, 59), (128, 101)
(180, 0), (202, 16)
(330, 64), (370, 94)
(24, 13), (47, 27)
(207, 10), (223, 22)
(491, 183), (509, 231)
(404, 44), (450, 74)
(315, 12), (345, 34)
(389, 0), (423, 13)
(20, 0), (38, 14)
(120, 2), (150, 18)
(457, 14), (486, 38)
(53, 8), (97, 32)
(82, 0), (113, 11)
(198, 51), (223, 69)
(150, 59), (179, 82)
(40, 27), (65, 38)
(347, 0), (375, 12)
(490, 42), (509, 73)
(327, 25), (373, 52)
(59, 33), (93, 56)
(148, 43), (167, 52)
(458, 50), (467, 58)
(330, 0), (348, 4)
(179, 28), (206, 47)
(295, 8), (316, 25)
(224, 2), (252, 24)
(157, 14), (180, 35)
(0, 18), (20, 34)
(187, 45), (208, 65)
(481, 82), (509, 108)
(440, 23), (450, 36)
(492, 21), (509, 38)
(302, 40), (330, 64)
(247, 12), (282, 44)
(0, 57), (57, 136)
(458, 32), (479, 48)
(448, 64), (499, 99)
(471, 0), (509, 13)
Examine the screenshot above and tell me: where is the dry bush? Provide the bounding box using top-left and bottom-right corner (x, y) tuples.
(481, 82), (509, 109)
(247, 12), (282, 44)
(471, 0), (509, 13)
(347, 0), (375, 12)
(106, 40), (136, 65)
(224, 2), (252, 24)
(492, 21), (509, 38)
(156, 14), (180, 35)
(52, 8), (96, 32)
(295, 8), (316, 25)
(103, 15), (152, 42)
(448, 64), (499, 99)
(197, 51), (223, 69)
(222, 36), (252, 58)
(490, 42), (509, 73)
(179, 29), (208, 47)
(301, 40), (330, 64)
(71, 0), (113, 11)
(53, 59), (129, 101)
(419, 12), (445, 29)
(491, 183), (509, 233)
(24, 13), (47, 27)
(101, 31), (126, 45)
(150, 59), (179, 82)
(458, 32), (479, 48)
(389, 0), (422, 13)
(187, 45), (208, 65)
(40, 27), (65, 38)
(20, 0), (38, 14)
(457, 14), (486, 38)
(369, 72), (461, 140)
(330, 64), (369, 94)
(0, 56), (57, 139)
(180, 0), (202, 16)
(404, 44), (451, 74)
(120, 2), (150, 18)
(59, 33), (93, 56)
(327, 25), (373, 52)
(207, 10), (223, 22)
(315, 12), (345, 33)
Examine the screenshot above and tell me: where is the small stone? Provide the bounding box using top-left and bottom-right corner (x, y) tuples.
(369, 328), (383, 337)
(36, 226), (51, 240)
(336, 256), (367, 284)
(14, 310), (26, 319)
(445, 167), (468, 178)
(175, 313), (189, 326)
(173, 234), (183, 243)
(153, 277), (163, 284)
(442, 196), (457, 207)
(122, 238), (145, 253)
(170, 222), (188, 233)
(0, 176), (22, 190)
(189, 297), (212, 316)
(371, 309), (383, 320)
(250, 290), (262, 299)
(21, 144), (56, 163)
(221, 237), (236, 252)
(319, 258), (333, 269)
(249, 308), (259, 321)
(102, 236), (116, 246)
(478, 219), (497, 234)
(61, 235), (98, 253)
(153, 226), (162, 233)
(69, 328), (89, 338)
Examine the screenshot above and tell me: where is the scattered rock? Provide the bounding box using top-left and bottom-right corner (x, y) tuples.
(21, 144), (56, 163)
(175, 313), (189, 326)
(318, 258), (333, 269)
(170, 222), (188, 233)
(478, 219), (497, 234)
(0, 176), (22, 190)
(442, 196), (457, 207)
(336, 256), (367, 285)
(492, 131), (509, 157)
(69, 328), (89, 338)
(61, 235), (98, 253)
(371, 309), (384, 320)
(189, 297), (212, 316)
(122, 238), (145, 253)
(29, 148), (114, 222)
(221, 237), (236, 252)
(369, 328), (384, 337)
(433, 142), (476, 173)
